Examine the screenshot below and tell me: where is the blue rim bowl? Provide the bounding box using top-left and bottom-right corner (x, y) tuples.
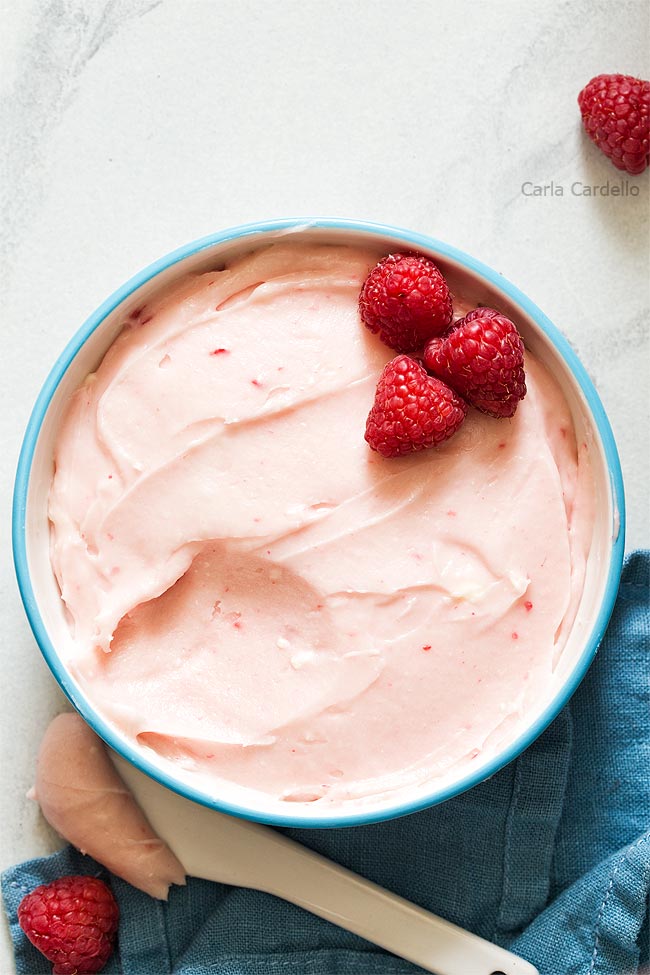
(13, 218), (626, 827)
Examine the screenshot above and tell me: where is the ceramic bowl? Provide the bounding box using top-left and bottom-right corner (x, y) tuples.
(13, 218), (625, 827)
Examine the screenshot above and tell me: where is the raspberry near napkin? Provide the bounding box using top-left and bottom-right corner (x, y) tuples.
(3, 552), (649, 975)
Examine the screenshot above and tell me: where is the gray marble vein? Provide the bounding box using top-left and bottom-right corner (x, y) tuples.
(0, 0), (162, 278)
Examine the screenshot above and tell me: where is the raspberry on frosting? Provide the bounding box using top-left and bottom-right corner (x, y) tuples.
(365, 354), (467, 457)
(359, 253), (453, 352)
(424, 307), (526, 419)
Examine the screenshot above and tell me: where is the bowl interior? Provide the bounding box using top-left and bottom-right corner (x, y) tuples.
(17, 221), (624, 826)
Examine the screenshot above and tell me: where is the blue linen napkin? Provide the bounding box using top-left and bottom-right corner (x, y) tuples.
(3, 552), (649, 975)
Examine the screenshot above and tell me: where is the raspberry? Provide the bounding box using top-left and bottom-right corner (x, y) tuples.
(359, 253), (453, 352)
(18, 876), (119, 975)
(365, 355), (467, 457)
(424, 308), (526, 419)
(578, 73), (649, 175)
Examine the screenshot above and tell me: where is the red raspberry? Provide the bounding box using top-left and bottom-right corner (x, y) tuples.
(424, 308), (526, 419)
(18, 876), (119, 975)
(365, 355), (467, 457)
(578, 73), (649, 175)
(359, 253), (453, 352)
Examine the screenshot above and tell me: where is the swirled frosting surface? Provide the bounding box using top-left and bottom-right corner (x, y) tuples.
(49, 242), (594, 805)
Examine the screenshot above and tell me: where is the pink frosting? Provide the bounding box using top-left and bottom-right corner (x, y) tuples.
(49, 242), (594, 806)
(33, 713), (185, 898)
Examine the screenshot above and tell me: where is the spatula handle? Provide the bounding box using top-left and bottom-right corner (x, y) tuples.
(256, 838), (537, 975)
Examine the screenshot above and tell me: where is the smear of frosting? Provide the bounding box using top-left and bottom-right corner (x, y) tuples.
(32, 713), (185, 898)
(49, 242), (595, 806)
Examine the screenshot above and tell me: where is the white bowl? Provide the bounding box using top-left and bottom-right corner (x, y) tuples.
(13, 218), (625, 827)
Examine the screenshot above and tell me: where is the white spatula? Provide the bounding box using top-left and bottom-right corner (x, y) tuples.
(112, 755), (538, 975)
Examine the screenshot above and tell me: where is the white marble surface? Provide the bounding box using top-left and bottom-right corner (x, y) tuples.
(1, 0), (648, 969)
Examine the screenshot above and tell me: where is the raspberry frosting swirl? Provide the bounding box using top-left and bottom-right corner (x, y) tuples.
(49, 242), (595, 806)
